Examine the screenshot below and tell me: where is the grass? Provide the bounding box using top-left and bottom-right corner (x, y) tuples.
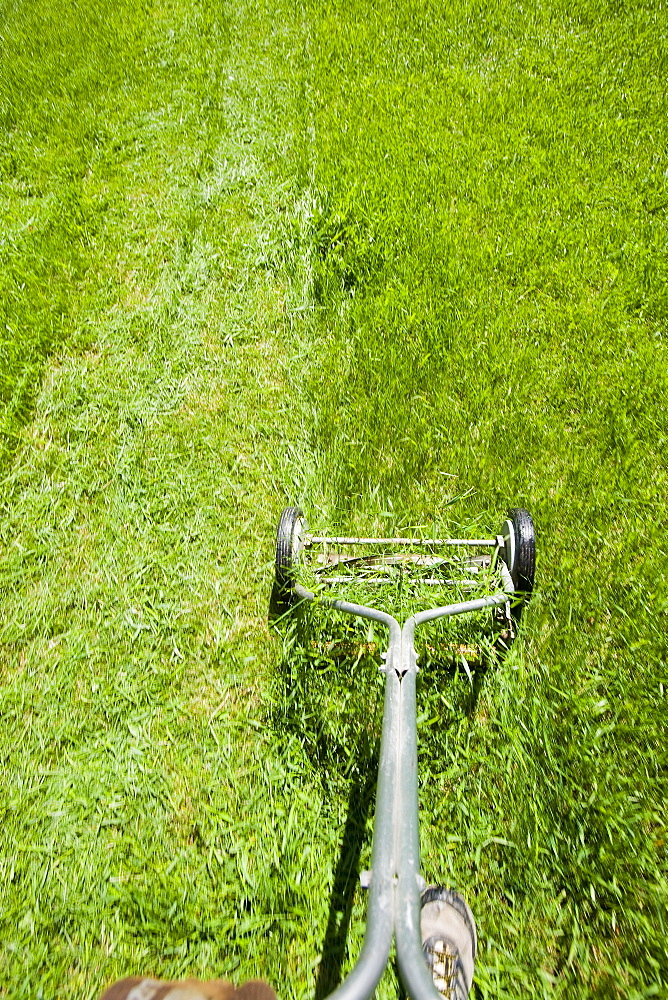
(300, 2), (668, 995)
(0, 0), (667, 998)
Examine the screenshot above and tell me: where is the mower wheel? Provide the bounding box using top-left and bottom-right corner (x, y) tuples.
(502, 508), (535, 615)
(273, 506), (308, 616)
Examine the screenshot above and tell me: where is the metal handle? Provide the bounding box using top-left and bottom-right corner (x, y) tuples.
(293, 569), (515, 1000)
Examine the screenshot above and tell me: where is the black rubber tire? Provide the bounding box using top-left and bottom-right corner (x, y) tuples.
(273, 506), (307, 615)
(503, 509), (535, 615)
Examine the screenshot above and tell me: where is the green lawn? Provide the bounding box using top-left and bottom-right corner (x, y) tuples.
(0, 0), (666, 998)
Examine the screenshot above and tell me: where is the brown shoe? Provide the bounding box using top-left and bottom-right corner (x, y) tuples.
(98, 978), (277, 1000)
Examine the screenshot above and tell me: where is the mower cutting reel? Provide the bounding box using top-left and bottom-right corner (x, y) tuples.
(270, 506), (535, 1000)
(273, 507), (535, 625)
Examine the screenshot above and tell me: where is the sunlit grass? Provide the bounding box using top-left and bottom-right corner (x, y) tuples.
(0, 0), (666, 998)
(299, 1), (668, 996)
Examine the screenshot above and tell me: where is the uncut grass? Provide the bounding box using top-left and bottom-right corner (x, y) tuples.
(294, 1), (668, 997)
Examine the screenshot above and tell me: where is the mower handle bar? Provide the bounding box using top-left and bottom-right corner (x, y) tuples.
(292, 561), (515, 1000)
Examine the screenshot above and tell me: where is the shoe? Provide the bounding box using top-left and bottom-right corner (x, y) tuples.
(420, 885), (477, 1000)
(98, 979), (277, 1000)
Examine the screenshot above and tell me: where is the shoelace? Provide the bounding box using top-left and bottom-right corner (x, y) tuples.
(424, 938), (463, 1000)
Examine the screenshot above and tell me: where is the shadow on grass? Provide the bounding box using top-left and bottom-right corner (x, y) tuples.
(314, 759), (378, 1000)
(269, 608), (382, 994)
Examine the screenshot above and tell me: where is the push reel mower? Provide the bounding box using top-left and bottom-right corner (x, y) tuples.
(270, 507), (535, 1000)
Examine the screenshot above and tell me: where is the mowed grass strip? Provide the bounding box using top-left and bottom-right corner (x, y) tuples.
(0, 1), (350, 998)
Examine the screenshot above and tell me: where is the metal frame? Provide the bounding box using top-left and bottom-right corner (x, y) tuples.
(291, 538), (516, 1000)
